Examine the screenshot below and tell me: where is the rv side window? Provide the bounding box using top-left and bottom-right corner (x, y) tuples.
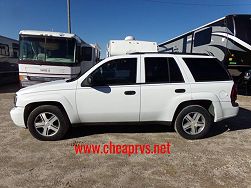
(0, 44), (10, 56)
(226, 16), (234, 34)
(183, 58), (231, 82)
(76, 46), (81, 62)
(193, 27), (212, 47)
(235, 16), (251, 45)
(12, 43), (19, 58)
(144, 57), (184, 83)
(82, 47), (92, 61)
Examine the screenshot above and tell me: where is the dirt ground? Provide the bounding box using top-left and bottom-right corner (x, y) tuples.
(0, 84), (250, 188)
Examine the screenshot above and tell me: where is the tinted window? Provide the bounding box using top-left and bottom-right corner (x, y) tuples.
(169, 59), (184, 82)
(86, 58), (137, 86)
(183, 58), (231, 82)
(194, 27), (212, 47)
(145, 57), (184, 83)
(82, 47), (92, 61)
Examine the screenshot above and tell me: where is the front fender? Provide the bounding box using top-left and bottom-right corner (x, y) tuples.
(17, 91), (80, 124)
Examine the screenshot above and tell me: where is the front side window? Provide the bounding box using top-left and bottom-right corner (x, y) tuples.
(84, 58), (137, 86)
(20, 36), (75, 63)
(183, 58), (231, 82)
(145, 57), (184, 83)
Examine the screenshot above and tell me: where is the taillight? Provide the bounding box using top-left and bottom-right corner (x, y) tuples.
(230, 84), (238, 106)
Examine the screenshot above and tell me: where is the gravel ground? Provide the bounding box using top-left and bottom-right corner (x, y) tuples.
(0, 84), (250, 188)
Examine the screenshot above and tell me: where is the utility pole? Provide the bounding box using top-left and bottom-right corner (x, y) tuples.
(67, 0), (71, 33)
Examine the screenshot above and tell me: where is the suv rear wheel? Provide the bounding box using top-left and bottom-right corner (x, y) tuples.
(174, 105), (212, 140)
(27, 105), (70, 141)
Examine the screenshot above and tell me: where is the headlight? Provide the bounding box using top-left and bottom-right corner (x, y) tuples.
(19, 75), (29, 81)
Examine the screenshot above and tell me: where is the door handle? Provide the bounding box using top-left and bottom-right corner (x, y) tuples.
(175, 89), (186, 93)
(124, 91), (136, 95)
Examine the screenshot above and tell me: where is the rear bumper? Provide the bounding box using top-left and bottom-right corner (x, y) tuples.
(10, 107), (26, 128)
(215, 102), (239, 122)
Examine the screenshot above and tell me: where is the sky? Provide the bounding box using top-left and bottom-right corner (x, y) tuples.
(0, 0), (251, 58)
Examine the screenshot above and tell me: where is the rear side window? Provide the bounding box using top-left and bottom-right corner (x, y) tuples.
(183, 58), (231, 82)
(145, 57), (184, 83)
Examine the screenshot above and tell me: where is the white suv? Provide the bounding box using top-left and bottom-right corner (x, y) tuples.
(10, 53), (239, 140)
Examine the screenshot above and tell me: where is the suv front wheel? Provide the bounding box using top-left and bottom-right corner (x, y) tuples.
(27, 105), (70, 141)
(174, 105), (212, 140)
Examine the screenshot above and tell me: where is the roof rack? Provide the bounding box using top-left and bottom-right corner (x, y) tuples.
(128, 52), (209, 56)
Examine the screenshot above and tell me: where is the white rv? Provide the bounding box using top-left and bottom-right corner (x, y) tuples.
(18, 30), (100, 87)
(107, 36), (158, 57)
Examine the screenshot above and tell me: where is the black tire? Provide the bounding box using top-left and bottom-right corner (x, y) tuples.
(27, 105), (70, 141)
(174, 105), (212, 140)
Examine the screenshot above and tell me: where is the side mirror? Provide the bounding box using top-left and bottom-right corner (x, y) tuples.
(81, 76), (93, 87)
(81, 74), (106, 87)
(87, 76), (93, 85)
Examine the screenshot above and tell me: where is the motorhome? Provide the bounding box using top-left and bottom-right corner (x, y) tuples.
(158, 14), (251, 84)
(18, 30), (100, 87)
(107, 36), (158, 57)
(0, 35), (19, 86)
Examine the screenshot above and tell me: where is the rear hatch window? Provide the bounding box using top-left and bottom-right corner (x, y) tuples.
(183, 58), (232, 82)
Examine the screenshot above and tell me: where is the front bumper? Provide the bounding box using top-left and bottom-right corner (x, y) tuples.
(10, 107), (26, 128)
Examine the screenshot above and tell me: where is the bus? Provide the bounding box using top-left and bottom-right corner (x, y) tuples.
(158, 14), (251, 83)
(19, 30), (100, 87)
(0, 35), (19, 86)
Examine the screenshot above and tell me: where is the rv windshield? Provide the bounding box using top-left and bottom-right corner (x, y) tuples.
(20, 36), (76, 63)
(235, 15), (251, 45)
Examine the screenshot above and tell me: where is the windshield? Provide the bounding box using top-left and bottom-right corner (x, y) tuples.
(235, 15), (251, 45)
(19, 36), (76, 63)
